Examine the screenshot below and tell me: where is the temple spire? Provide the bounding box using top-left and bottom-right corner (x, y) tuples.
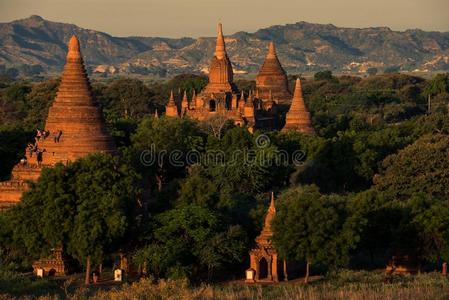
(201, 23), (236, 93)
(67, 35), (81, 60)
(168, 90), (175, 105)
(165, 90), (179, 117)
(269, 192), (275, 213)
(191, 89), (197, 109)
(182, 90), (188, 109)
(239, 91), (245, 110)
(254, 192), (276, 246)
(283, 78), (315, 134)
(291, 78), (306, 111)
(263, 192), (276, 232)
(215, 23), (226, 60)
(267, 41), (277, 59)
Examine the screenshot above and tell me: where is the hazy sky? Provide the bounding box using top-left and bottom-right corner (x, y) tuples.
(0, 0), (448, 37)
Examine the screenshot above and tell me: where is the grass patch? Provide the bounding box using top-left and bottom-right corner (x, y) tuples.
(1, 270), (449, 299)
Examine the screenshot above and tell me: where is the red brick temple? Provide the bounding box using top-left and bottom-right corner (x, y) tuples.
(0, 35), (115, 210)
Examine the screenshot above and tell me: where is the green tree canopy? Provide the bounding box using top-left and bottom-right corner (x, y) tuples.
(133, 204), (246, 281)
(272, 185), (361, 283)
(374, 134), (449, 200)
(9, 153), (140, 284)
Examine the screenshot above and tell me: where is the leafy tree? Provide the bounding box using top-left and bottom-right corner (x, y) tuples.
(22, 79), (59, 129)
(165, 74), (207, 97)
(0, 82), (31, 126)
(9, 154), (140, 284)
(410, 195), (449, 262)
(272, 185), (361, 283)
(100, 78), (155, 122)
(374, 134), (449, 200)
(0, 126), (34, 180)
(424, 73), (449, 97)
(0, 212), (28, 271)
(131, 116), (204, 193)
(134, 204), (246, 281)
(314, 70), (334, 81)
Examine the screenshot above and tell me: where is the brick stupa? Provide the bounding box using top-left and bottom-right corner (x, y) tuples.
(256, 42), (291, 104)
(0, 35), (115, 210)
(282, 78), (315, 134)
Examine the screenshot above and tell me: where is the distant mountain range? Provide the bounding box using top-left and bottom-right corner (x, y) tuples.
(1, 15), (449, 77)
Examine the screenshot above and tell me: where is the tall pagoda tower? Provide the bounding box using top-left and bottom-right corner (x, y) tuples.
(0, 35), (115, 210)
(255, 42), (291, 104)
(282, 78), (315, 134)
(170, 23), (241, 122)
(202, 23), (237, 95)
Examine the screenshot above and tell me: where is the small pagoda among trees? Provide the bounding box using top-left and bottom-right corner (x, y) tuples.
(247, 193), (287, 283)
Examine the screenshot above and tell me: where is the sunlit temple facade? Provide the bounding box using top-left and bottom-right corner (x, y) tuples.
(165, 23), (314, 133)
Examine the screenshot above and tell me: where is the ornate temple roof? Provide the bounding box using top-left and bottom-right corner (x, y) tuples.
(256, 42), (291, 103)
(201, 23), (237, 94)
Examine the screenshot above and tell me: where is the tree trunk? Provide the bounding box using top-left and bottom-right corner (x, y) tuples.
(85, 255), (92, 285)
(283, 259), (288, 281)
(304, 261), (310, 284)
(156, 175), (163, 192)
(99, 263), (103, 275)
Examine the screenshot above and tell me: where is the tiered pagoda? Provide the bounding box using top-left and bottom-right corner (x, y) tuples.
(0, 35), (115, 210)
(164, 24), (314, 133)
(282, 78), (315, 134)
(164, 24), (281, 130)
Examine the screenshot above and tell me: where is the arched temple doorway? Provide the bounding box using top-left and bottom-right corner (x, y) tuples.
(209, 100), (216, 112)
(258, 257), (268, 279)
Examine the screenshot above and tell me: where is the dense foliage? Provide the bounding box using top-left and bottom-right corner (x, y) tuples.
(1, 72), (449, 284)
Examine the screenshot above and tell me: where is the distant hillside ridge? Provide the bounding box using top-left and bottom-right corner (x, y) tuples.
(1, 15), (449, 77)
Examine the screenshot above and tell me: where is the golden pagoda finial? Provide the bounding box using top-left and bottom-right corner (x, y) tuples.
(67, 35), (81, 59)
